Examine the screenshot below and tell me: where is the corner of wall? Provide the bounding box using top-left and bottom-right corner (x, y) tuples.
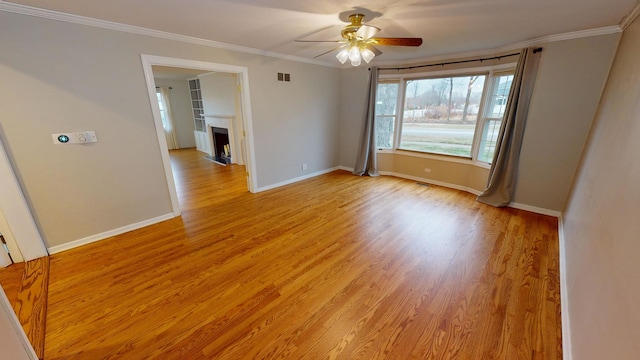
(557, 213), (573, 360)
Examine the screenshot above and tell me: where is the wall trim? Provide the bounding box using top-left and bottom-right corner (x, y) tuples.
(375, 26), (622, 67)
(1, 1), (623, 70)
(621, 1), (640, 30)
(256, 167), (341, 193)
(47, 213), (176, 254)
(0, 1), (335, 68)
(558, 214), (573, 360)
(508, 202), (562, 217)
(543, 26), (621, 44)
(346, 169), (562, 217)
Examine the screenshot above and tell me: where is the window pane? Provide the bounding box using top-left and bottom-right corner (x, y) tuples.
(478, 119), (501, 163)
(487, 75), (513, 118)
(479, 74), (514, 163)
(156, 92), (170, 129)
(376, 83), (398, 115)
(156, 93), (164, 110)
(375, 82), (398, 149)
(399, 75), (486, 157)
(376, 116), (395, 149)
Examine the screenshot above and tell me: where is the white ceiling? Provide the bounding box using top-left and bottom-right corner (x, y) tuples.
(4, 0), (638, 64)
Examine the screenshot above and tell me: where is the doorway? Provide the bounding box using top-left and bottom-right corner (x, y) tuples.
(140, 55), (257, 216)
(0, 138), (48, 266)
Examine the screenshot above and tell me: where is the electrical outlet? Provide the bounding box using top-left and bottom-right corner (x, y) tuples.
(302, 164), (308, 171)
(424, 168), (432, 173)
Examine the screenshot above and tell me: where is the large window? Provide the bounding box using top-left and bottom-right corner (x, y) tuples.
(400, 75), (486, 157)
(477, 73), (513, 162)
(375, 69), (514, 163)
(156, 92), (170, 130)
(375, 82), (399, 149)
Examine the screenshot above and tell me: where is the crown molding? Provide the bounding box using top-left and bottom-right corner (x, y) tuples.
(0, 1), (338, 68)
(374, 25), (622, 68)
(620, 1), (640, 30)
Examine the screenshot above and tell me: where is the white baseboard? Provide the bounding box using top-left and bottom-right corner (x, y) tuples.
(47, 213), (176, 254)
(256, 167), (341, 193)
(373, 171), (560, 217)
(558, 214), (572, 360)
(378, 171), (484, 196)
(508, 202), (562, 217)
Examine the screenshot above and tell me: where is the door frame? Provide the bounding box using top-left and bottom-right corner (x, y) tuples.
(140, 55), (258, 215)
(0, 211), (19, 266)
(0, 137), (48, 265)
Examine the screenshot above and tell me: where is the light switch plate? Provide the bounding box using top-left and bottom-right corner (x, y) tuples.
(52, 131), (98, 144)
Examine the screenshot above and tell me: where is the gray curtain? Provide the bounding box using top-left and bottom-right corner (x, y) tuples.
(353, 67), (380, 176)
(477, 48), (542, 206)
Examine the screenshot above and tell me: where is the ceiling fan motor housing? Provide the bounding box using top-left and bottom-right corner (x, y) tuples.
(341, 14), (366, 40)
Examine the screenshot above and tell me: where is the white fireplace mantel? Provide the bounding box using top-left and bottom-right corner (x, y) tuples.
(204, 114), (235, 129)
(205, 115), (238, 164)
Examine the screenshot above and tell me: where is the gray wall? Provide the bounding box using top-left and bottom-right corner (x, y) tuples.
(200, 72), (237, 116)
(153, 78), (196, 149)
(251, 60), (341, 187)
(514, 33), (620, 210)
(562, 15), (640, 360)
(0, 11), (340, 248)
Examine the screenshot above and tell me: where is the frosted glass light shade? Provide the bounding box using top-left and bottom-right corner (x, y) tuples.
(348, 46), (361, 62)
(336, 49), (349, 64)
(361, 48), (375, 63)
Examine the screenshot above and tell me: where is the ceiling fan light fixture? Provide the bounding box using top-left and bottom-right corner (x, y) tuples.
(336, 48), (349, 64)
(348, 45), (362, 66)
(302, 13), (421, 66)
(361, 48), (375, 63)
(348, 46), (361, 62)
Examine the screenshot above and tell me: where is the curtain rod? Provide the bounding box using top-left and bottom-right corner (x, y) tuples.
(377, 47), (542, 71)
(155, 86), (173, 89)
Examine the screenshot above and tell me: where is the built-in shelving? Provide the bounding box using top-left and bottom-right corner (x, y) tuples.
(188, 78), (209, 153)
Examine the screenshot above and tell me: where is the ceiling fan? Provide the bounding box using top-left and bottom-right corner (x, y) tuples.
(297, 14), (423, 66)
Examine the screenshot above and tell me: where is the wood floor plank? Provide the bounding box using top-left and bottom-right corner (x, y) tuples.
(42, 148), (562, 359)
(0, 261), (26, 313)
(16, 256), (49, 359)
(0, 256), (50, 359)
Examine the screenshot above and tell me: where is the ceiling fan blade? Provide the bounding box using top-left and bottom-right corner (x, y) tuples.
(366, 45), (383, 56)
(370, 37), (423, 46)
(313, 45), (346, 59)
(356, 24), (380, 40)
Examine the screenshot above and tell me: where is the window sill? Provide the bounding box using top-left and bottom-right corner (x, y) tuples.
(377, 149), (491, 169)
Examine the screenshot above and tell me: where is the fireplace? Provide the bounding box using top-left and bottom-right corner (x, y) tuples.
(210, 127), (231, 164)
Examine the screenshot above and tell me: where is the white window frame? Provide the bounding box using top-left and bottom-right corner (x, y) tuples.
(377, 63), (516, 167)
(472, 70), (515, 164)
(375, 80), (401, 150)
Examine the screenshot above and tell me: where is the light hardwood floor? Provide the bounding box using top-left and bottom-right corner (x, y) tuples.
(0, 254), (49, 359)
(41, 148), (561, 359)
